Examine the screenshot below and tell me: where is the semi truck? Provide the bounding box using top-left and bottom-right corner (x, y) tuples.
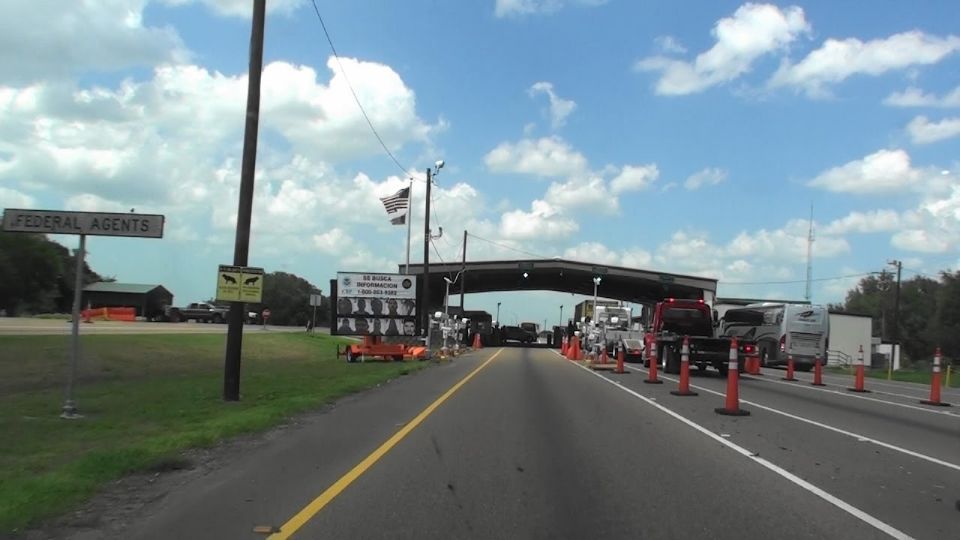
(648, 298), (756, 376)
(591, 305), (646, 362)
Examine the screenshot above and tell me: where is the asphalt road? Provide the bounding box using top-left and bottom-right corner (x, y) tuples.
(0, 317), (320, 335)
(85, 347), (960, 539)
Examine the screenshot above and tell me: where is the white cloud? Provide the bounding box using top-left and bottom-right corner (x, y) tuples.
(484, 136), (588, 177)
(0, 0), (189, 85)
(684, 167), (727, 190)
(160, 0), (304, 17)
(64, 194), (130, 213)
(563, 242), (620, 265)
(610, 164), (659, 193)
(0, 187), (35, 209)
(884, 86), (960, 108)
(500, 200), (577, 240)
(891, 229), (952, 253)
(635, 4), (809, 95)
(770, 31), (960, 97)
(823, 210), (901, 235)
(544, 175), (615, 213)
(907, 116), (960, 144)
(655, 36), (687, 55)
(807, 149), (920, 194)
(726, 219), (850, 261)
(529, 81), (577, 129)
(313, 228), (352, 254)
(494, 0), (607, 18)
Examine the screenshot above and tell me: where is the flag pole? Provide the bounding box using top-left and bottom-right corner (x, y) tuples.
(404, 177), (413, 274)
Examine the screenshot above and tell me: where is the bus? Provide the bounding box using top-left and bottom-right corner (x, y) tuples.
(720, 303), (829, 371)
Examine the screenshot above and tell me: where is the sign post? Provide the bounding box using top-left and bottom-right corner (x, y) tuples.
(309, 293), (322, 332)
(2, 208), (165, 419)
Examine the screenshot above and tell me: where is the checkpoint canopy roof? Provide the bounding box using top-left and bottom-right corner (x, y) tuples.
(402, 259), (717, 308)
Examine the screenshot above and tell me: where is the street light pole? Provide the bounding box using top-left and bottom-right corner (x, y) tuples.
(888, 259), (902, 346)
(559, 304), (564, 328)
(592, 277), (602, 322)
(496, 302), (501, 325)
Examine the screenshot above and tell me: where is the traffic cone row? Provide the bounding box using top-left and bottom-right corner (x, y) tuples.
(715, 337), (749, 416)
(921, 347), (951, 407)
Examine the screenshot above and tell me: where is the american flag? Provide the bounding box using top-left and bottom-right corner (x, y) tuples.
(379, 187), (410, 225)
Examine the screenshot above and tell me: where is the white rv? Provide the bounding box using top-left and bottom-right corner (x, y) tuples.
(720, 303), (829, 371)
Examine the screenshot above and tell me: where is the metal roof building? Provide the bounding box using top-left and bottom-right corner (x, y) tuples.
(82, 282), (173, 320)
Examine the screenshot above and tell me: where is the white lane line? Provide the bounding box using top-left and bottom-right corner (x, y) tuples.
(776, 371), (960, 403)
(621, 365), (960, 472)
(744, 371), (959, 416)
(555, 354), (914, 540)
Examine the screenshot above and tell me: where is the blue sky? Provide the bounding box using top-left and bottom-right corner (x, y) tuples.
(1, 0), (958, 324)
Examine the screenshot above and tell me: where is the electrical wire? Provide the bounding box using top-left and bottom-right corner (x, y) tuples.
(309, 0), (411, 178)
(466, 232), (549, 260)
(723, 272), (880, 286)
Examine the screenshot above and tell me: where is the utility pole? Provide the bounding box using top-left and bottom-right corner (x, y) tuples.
(223, 0), (265, 402)
(888, 259), (902, 346)
(460, 230), (467, 310)
(422, 167), (432, 334)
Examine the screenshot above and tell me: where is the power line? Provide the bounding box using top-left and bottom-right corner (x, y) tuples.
(466, 232), (550, 260)
(724, 272), (880, 286)
(309, 0), (410, 177)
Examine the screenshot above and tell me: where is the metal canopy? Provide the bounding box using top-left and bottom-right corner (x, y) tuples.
(403, 258), (717, 309)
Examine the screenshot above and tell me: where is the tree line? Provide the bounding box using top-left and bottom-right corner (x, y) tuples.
(830, 270), (960, 364)
(0, 232), (327, 326)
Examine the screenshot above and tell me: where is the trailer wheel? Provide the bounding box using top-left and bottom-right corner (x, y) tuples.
(392, 355), (404, 362)
(664, 348), (681, 374)
(717, 363), (729, 377)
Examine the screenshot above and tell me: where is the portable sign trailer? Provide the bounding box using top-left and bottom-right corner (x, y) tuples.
(331, 272), (428, 362)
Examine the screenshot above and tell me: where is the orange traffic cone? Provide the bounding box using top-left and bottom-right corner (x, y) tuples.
(644, 337), (663, 385)
(783, 354), (797, 381)
(715, 337), (749, 416)
(472, 332), (482, 350)
(920, 347), (951, 407)
(671, 336), (697, 396)
(811, 353), (826, 386)
(614, 346), (627, 374)
(848, 345), (870, 393)
(561, 336), (568, 356)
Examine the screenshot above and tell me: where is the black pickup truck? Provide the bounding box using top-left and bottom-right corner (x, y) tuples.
(501, 325), (537, 344)
(650, 299), (756, 376)
(164, 302), (229, 323)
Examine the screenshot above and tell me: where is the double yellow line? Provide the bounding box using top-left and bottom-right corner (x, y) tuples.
(269, 348), (503, 539)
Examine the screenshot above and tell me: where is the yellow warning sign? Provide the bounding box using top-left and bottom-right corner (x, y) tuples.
(216, 265), (264, 303)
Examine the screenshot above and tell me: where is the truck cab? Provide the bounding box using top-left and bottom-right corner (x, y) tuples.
(649, 298), (756, 376)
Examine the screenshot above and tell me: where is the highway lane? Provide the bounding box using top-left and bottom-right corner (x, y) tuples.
(108, 346), (960, 539)
(0, 317), (318, 335)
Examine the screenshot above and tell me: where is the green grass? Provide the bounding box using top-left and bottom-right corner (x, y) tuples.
(0, 332), (425, 533)
(30, 313), (72, 320)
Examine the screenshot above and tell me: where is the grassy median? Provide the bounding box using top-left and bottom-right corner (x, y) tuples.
(0, 331), (425, 533)
(827, 365), (959, 388)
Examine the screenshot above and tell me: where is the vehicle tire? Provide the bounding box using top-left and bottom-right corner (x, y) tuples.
(664, 348), (680, 374)
(392, 355), (404, 362)
(170, 312), (182, 323)
(797, 364), (813, 372)
(212, 314), (223, 324)
(717, 363), (729, 377)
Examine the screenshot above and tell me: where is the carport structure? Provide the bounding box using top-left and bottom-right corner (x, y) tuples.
(403, 258), (718, 322)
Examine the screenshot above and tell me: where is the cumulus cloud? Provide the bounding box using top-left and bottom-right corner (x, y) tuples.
(907, 116), (960, 144)
(0, 187), (36, 209)
(884, 85), (960, 108)
(610, 164), (659, 193)
(0, 0), (189, 85)
(544, 175), (615, 213)
(655, 36), (687, 55)
(529, 82), (577, 129)
(500, 200), (577, 240)
(806, 149), (921, 194)
(635, 3), (809, 95)
(684, 167), (727, 190)
(889, 184), (960, 254)
(770, 31), (960, 97)
(823, 210), (901, 235)
(726, 219), (850, 261)
(494, 0), (607, 18)
(563, 242), (653, 268)
(484, 136), (588, 177)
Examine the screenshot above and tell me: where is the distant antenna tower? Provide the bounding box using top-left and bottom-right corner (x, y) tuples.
(805, 204), (814, 302)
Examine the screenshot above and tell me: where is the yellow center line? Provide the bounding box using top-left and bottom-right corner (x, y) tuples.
(269, 348), (504, 539)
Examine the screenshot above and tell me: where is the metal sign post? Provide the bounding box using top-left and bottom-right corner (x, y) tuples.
(2, 208), (165, 419)
(62, 234), (86, 419)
